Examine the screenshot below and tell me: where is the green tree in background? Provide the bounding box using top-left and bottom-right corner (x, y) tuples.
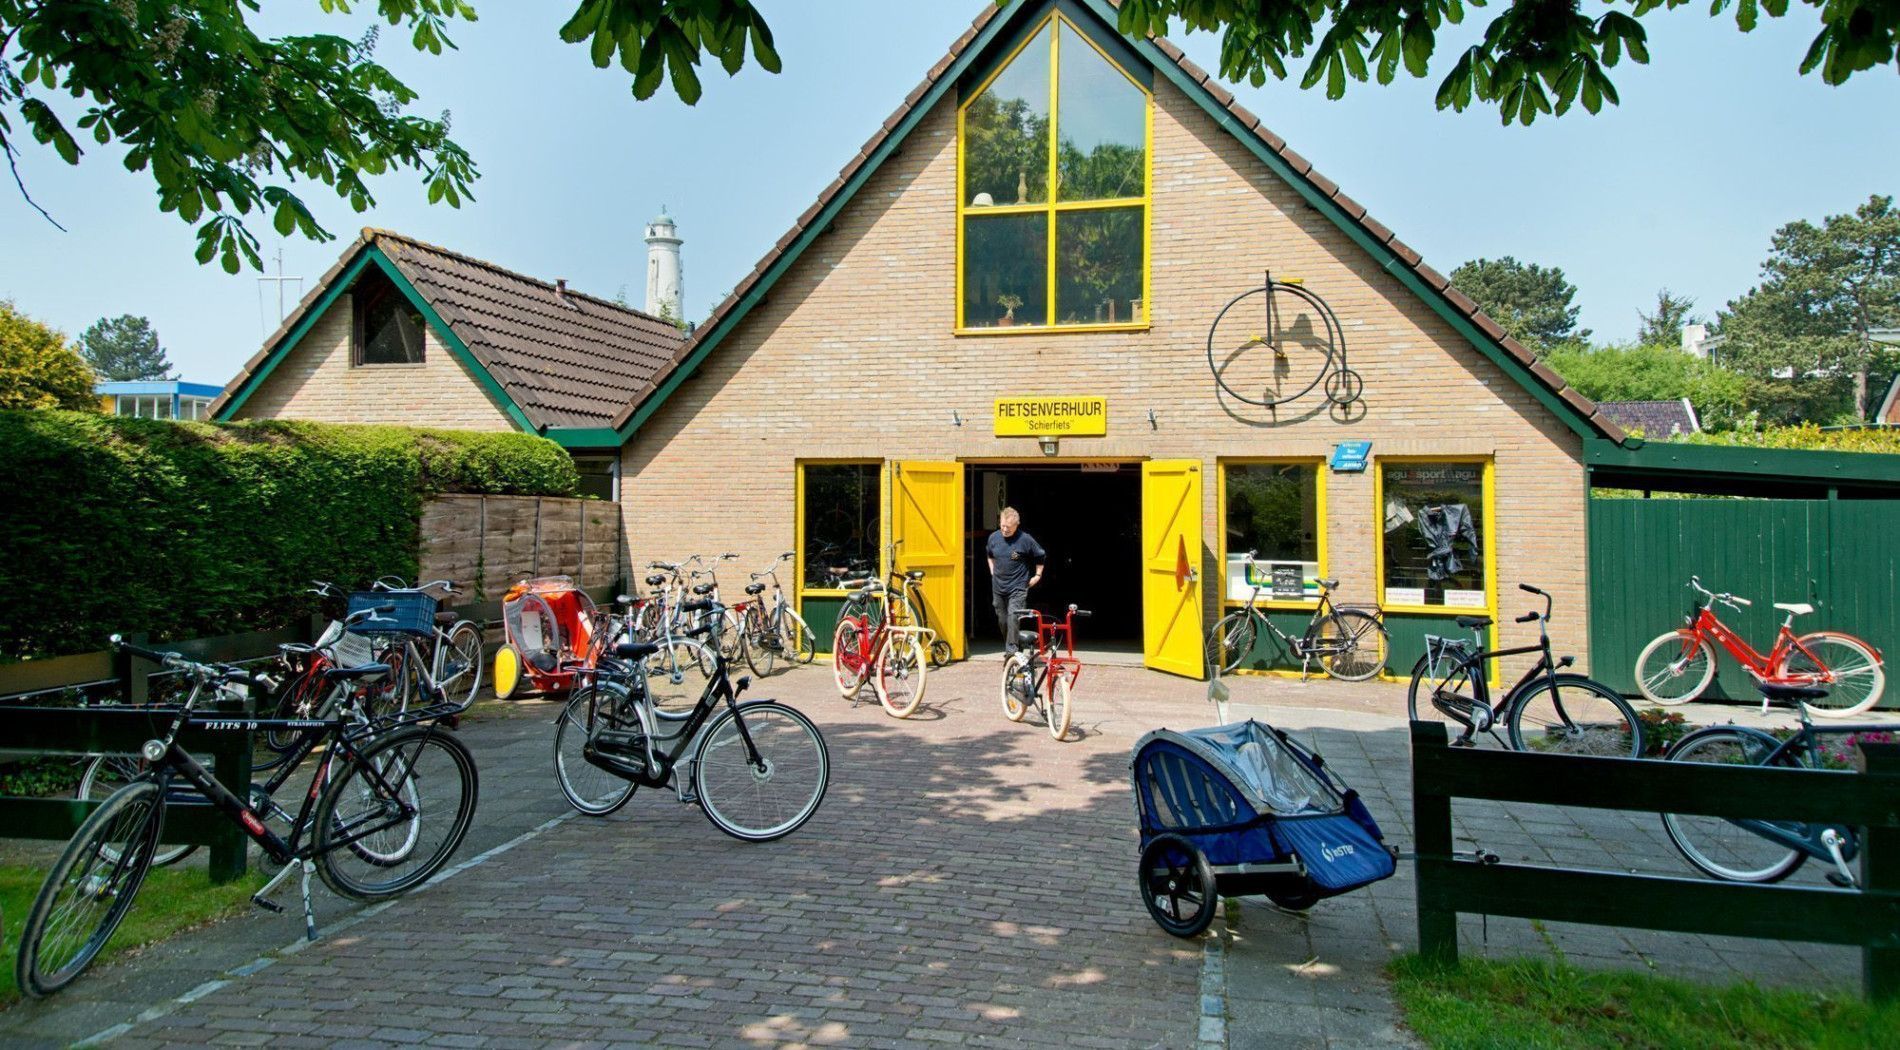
(1715, 194), (1900, 423)
(8, 0), (1896, 270)
(1450, 256), (1590, 355)
(0, 301), (96, 411)
(78, 315), (175, 381)
(1543, 343), (1748, 431)
(1635, 289), (1699, 347)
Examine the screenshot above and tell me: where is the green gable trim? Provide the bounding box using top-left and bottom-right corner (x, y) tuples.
(1585, 438), (1900, 491)
(544, 427), (623, 450)
(215, 244), (539, 435)
(612, 0), (1603, 446)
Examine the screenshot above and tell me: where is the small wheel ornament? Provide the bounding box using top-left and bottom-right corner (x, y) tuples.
(1325, 366), (1364, 406)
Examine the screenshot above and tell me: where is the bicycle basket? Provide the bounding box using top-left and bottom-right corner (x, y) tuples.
(346, 590), (439, 638)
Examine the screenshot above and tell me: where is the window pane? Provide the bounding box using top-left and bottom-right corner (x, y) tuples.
(963, 212), (1048, 328)
(1056, 22), (1145, 202)
(803, 464), (881, 588)
(154, 396), (173, 420)
(1054, 207), (1141, 326)
(1382, 463), (1487, 608)
(963, 23), (1051, 208)
(1225, 464), (1320, 601)
(355, 270), (426, 365)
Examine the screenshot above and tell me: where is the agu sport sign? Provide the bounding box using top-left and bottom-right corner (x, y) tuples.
(993, 396), (1107, 437)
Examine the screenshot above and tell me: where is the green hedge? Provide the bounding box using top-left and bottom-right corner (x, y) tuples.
(0, 412), (579, 659)
(1681, 422), (1900, 455)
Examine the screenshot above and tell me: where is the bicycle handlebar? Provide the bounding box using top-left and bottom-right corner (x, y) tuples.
(1689, 576), (1750, 608)
(1515, 612), (1538, 624)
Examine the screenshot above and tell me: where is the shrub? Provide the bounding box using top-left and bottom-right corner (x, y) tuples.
(1683, 422), (1900, 456)
(0, 412), (579, 659)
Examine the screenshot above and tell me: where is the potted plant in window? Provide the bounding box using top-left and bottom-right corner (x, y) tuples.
(996, 293), (1023, 327)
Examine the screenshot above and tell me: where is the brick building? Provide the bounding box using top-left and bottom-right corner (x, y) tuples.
(219, 0), (1632, 679)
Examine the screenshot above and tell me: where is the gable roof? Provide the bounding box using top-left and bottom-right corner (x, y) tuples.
(606, 0), (1628, 445)
(1596, 399), (1700, 437)
(212, 229), (687, 438)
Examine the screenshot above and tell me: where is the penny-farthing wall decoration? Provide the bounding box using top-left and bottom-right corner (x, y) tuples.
(1206, 271), (1364, 411)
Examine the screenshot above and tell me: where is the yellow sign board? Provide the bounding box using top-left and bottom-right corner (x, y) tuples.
(993, 396), (1107, 437)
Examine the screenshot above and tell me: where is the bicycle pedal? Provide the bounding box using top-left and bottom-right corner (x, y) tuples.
(251, 894), (285, 914)
(1826, 871), (1857, 889)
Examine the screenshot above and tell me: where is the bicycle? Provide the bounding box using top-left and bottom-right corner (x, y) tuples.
(832, 576), (930, 718)
(16, 634), (477, 998)
(368, 578), (485, 710)
(1660, 680), (1884, 886)
(1204, 553), (1388, 680)
(1000, 605), (1090, 741)
(549, 598), (830, 841)
(735, 552), (818, 676)
(1635, 576), (1884, 716)
(1407, 584), (1646, 758)
(632, 560), (714, 709)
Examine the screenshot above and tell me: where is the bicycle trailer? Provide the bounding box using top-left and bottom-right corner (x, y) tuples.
(494, 576), (602, 699)
(1131, 719), (1396, 937)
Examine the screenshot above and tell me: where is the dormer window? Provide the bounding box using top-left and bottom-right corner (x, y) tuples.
(957, 12), (1150, 332)
(352, 266), (427, 366)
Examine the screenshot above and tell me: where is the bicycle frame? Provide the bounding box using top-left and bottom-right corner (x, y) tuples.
(1018, 608), (1084, 701)
(1684, 603), (1830, 683)
(579, 620), (766, 792)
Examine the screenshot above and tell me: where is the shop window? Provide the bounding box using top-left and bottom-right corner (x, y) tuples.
(352, 267), (426, 366)
(958, 14), (1148, 331)
(1380, 461), (1488, 609)
(801, 463), (881, 589)
(1223, 462), (1322, 604)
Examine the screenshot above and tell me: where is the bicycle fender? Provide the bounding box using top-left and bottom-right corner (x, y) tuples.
(1662, 724), (1781, 762)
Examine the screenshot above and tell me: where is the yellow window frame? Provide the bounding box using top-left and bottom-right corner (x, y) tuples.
(1371, 455), (1498, 618)
(794, 459), (887, 613)
(1217, 458), (1329, 611)
(954, 9), (1154, 335)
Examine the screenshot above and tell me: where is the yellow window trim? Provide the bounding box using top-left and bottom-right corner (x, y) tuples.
(954, 9), (1154, 334)
(1217, 457), (1329, 611)
(794, 459), (884, 619)
(1372, 455), (1500, 622)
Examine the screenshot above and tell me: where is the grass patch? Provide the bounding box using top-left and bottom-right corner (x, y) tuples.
(1, 862), (265, 1006)
(1389, 953), (1899, 1049)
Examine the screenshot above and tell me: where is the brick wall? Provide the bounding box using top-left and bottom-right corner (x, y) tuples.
(236, 293), (517, 432)
(620, 80), (1592, 674)
(419, 494), (622, 602)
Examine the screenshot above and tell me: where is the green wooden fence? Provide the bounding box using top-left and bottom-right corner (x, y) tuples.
(1588, 496), (1899, 705)
(1411, 720), (1900, 1001)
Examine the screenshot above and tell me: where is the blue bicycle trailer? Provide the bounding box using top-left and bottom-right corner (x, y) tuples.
(1132, 719), (1396, 936)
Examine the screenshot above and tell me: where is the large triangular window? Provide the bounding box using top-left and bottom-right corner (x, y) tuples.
(958, 13), (1149, 331)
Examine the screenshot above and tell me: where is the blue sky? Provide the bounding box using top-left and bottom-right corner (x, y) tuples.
(1, 1), (1894, 383)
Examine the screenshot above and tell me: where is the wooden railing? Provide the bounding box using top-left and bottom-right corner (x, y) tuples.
(1410, 720), (1900, 1001)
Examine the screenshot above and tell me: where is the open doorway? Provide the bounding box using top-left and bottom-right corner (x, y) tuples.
(966, 463), (1143, 653)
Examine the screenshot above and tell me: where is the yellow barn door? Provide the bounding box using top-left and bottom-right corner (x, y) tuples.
(1142, 460), (1205, 679)
(892, 461), (966, 660)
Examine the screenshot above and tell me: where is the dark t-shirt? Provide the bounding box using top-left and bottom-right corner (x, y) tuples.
(986, 529), (1046, 593)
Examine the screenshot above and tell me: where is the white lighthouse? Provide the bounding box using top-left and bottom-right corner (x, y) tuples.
(644, 208), (684, 323)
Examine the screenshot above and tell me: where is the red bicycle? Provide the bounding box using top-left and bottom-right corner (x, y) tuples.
(1635, 576), (1885, 716)
(831, 577), (929, 718)
(1000, 605), (1090, 741)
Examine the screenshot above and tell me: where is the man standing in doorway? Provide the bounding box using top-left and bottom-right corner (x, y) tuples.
(987, 506), (1046, 656)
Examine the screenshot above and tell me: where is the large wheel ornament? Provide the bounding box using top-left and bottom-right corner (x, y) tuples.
(1207, 272), (1363, 410)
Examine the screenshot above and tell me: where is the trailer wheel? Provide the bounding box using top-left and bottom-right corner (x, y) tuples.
(493, 644), (523, 700)
(1139, 834), (1217, 938)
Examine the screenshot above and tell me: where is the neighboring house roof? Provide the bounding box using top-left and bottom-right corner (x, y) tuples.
(605, 0), (1627, 445)
(1596, 399), (1701, 438)
(212, 229), (687, 438)
(96, 380), (224, 397)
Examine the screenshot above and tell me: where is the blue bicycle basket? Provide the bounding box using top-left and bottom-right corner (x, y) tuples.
(346, 590), (439, 638)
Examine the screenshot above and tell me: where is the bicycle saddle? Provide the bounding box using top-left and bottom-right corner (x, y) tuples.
(322, 662), (390, 683)
(1758, 682), (1830, 703)
(1017, 629), (1040, 649)
(644, 574), (667, 586)
(744, 582), (766, 595)
(904, 570), (926, 581)
(1455, 615), (1493, 629)
(848, 589), (873, 602)
(434, 610), (459, 625)
(692, 583), (715, 595)
(614, 641), (661, 660)
(1773, 602), (1815, 616)
(1318, 577), (1339, 590)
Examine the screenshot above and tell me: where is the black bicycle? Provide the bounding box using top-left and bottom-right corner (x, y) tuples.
(551, 598), (830, 841)
(1406, 584), (1645, 758)
(1205, 552), (1388, 680)
(16, 634), (478, 998)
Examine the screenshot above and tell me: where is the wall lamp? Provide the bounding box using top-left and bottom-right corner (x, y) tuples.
(1039, 438), (1059, 457)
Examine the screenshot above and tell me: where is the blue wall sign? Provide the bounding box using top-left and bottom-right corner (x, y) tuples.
(1330, 441), (1372, 472)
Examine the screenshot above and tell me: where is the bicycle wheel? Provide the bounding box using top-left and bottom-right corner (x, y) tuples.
(553, 688), (639, 816)
(738, 606), (771, 677)
(17, 779), (163, 997)
(646, 639), (712, 713)
(874, 633), (927, 718)
(1507, 674), (1643, 758)
(439, 621), (485, 707)
(1780, 632), (1885, 718)
(76, 756), (196, 867)
(315, 728), (478, 901)
(1322, 609), (1388, 682)
(1000, 652), (1032, 722)
(1206, 611), (1256, 676)
(1634, 630), (1715, 706)
(692, 701), (830, 842)
(833, 619), (869, 697)
(1139, 833), (1217, 938)
(1660, 727), (1806, 883)
(1047, 670), (1073, 741)
(1406, 654), (1501, 746)
(782, 608), (817, 665)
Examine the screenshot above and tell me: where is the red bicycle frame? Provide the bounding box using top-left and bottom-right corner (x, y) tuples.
(1678, 590), (1879, 685)
(1022, 606), (1085, 698)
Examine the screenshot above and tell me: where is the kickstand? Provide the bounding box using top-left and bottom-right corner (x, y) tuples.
(250, 857), (323, 942)
(298, 860), (318, 941)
